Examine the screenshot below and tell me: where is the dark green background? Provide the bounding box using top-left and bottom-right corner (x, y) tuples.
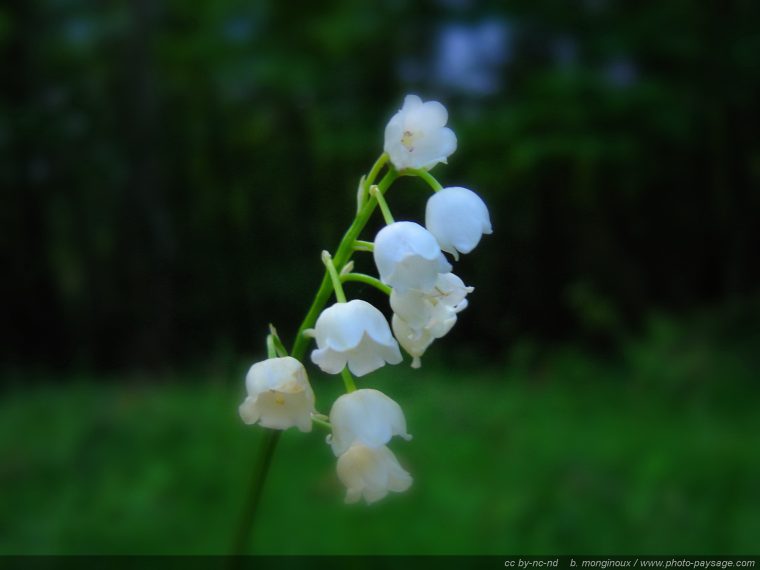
(1, 0), (758, 555)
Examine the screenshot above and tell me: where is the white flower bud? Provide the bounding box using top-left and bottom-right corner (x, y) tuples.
(373, 221), (452, 294)
(310, 300), (402, 377)
(238, 357), (315, 432)
(336, 443), (413, 504)
(425, 187), (492, 259)
(383, 94), (457, 171)
(328, 388), (412, 456)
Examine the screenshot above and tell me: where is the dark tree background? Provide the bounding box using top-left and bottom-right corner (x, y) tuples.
(3, 0), (759, 372)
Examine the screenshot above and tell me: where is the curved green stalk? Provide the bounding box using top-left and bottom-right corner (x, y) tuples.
(366, 152), (389, 189)
(356, 153), (389, 212)
(341, 272), (391, 296)
(407, 168), (443, 192)
(290, 168), (397, 361)
(370, 185), (395, 224)
(353, 240), (375, 252)
(231, 430), (280, 555)
(233, 165), (398, 554)
(322, 251), (347, 303)
(311, 415), (332, 431)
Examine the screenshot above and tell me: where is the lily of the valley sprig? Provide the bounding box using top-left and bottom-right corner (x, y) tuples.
(239, 94), (493, 505)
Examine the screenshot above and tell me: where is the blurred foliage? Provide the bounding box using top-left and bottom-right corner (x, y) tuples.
(1, 311), (758, 554)
(2, 0), (760, 370)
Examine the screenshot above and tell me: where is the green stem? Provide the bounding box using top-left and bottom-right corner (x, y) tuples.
(341, 368), (357, 392)
(353, 240), (375, 252)
(408, 168), (443, 192)
(290, 168), (397, 362)
(322, 251), (347, 303)
(356, 153), (389, 213)
(231, 430), (280, 555)
(311, 416), (332, 431)
(341, 272), (391, 295)
(233, 165), (398, 554)
(370, 185), (395, 224)
(366, 152), (389, 188)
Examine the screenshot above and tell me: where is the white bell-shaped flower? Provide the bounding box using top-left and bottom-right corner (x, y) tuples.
(432, 272), (474, 308)
(425, 187), (493, 259)
(373, 221), (452, 294)
(328, 388), (412, 456)
(391, 272), (472, 337)
(392, 314), (434, 369)
(391, 273), (473, 367)
(336, 443), (413, 504)
(383, 94), (457, 171)
(310, 300), (402, 377)
(238, 356), (315, 432)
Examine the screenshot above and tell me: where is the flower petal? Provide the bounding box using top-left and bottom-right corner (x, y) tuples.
(426, 187), (491, 256)
(329, 389), (411, 456)
(238, 396), (261, 425)
(239, 357), (315, 432)
(311, 346), (348, 375)
(345, 343), (387, 377)
(374, 222), (449, 293)
(383, 95), (457, 171)
(313, 301), (368, 352)
(336, 443), (412, 505)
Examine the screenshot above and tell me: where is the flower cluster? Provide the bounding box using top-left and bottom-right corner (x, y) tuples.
(239, 95), (492, 505)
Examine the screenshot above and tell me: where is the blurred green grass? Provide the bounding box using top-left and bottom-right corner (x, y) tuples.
(1, 324), (758, 554)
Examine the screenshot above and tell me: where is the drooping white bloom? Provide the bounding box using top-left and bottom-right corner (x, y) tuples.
(432, 271), (474, 308)
(391, 273), (474, 368)
(392, 314), (434, 370)
(239, 357), (315, 432)
(425, 187), (493, 259)
(383, 95), (457, 171)
(328, 388), (412, 456)
(391, 272), (473, 337)
(310, 300), (402, 377)
(336, 443), (413, 504)
(373, 221), (452, 294)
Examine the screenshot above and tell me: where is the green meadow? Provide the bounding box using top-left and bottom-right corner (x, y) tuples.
(3, 315), (757, 554)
